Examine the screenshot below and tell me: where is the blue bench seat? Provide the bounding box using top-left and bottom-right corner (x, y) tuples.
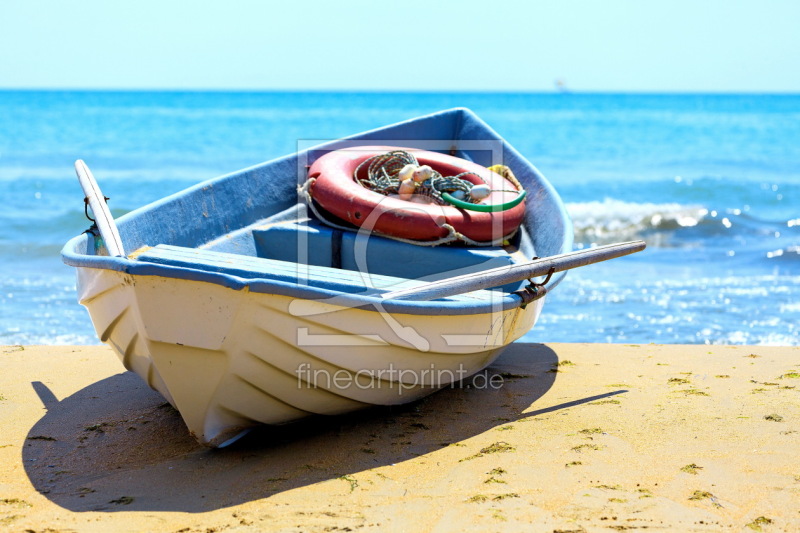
(135, 244), (499, 302)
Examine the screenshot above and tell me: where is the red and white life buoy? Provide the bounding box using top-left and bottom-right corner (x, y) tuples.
(307, 146), (526, 243)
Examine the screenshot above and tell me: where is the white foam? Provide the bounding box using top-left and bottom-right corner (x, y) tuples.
(566, 198), (708, 244)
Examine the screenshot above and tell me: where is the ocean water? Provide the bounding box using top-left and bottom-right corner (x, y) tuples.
(1, 91), (798, 346)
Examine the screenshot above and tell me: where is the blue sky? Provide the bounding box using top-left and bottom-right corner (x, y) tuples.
(2, 0), (798, 92)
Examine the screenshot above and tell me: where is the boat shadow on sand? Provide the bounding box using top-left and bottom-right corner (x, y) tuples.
(23, 343), (625, 513)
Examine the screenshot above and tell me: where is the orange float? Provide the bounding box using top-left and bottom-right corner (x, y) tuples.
(307, 147), (526, 243)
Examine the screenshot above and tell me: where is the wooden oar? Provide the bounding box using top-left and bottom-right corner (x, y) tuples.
(75, 160), (126, 257)
(382, 240), (646, 301)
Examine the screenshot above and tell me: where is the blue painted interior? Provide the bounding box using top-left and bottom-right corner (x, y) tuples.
(249, 220), (523, 293)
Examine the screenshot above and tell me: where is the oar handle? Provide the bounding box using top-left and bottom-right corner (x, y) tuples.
(382, 240), (646, 302)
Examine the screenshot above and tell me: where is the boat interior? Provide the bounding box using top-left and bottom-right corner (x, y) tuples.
(133, 204), (535, 296)
(65, 109), (572, 303)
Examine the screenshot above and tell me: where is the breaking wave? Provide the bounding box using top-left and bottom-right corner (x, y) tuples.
(567, 199), (710, 245)
(566, 198), (799, 253)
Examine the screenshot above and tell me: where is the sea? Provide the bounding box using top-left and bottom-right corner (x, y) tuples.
(1, 91), (798, 346)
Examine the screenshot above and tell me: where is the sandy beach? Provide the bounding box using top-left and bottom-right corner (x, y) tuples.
(1, 342), (798, 532)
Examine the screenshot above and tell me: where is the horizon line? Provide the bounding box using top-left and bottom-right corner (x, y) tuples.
(1, 87), (799, 96)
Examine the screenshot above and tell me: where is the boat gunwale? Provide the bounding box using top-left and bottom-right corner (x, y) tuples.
(61, 233), (527, 316)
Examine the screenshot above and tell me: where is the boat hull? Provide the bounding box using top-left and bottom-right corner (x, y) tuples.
(77, 266), (543, 446)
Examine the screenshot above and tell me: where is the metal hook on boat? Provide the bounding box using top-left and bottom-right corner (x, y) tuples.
(83, 195), (110, 223)
(513, 265), (555, 308)
(82, 197), (99, 237)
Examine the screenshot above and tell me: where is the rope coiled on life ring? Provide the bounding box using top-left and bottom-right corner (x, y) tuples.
(354, 150), (477, 205)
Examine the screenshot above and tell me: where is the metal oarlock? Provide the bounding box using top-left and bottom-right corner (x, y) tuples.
(512, 266), (555, 308)
(83, 195), (110, 223)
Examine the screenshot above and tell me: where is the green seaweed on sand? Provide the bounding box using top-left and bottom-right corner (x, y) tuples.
(481, 442), (515, 454)
(746, 516), (773, 531)
(668, 377), (691, 385)
(764, 414), (784, 422)
(460, 441), (515, 462)
(681, 463), (703, 475)
(689, 490), (721, 508)
(751, 380), (779, 386)
(492, 493), (519, 501)
(338, 475), (358, 492)
(109, 496), (134, 505)
(547, 360), (575, 373)
(590, 398), (621, 405)
(571, 444), (602, 452)
(0, 498), (31, 508)
(679, 389), (710, 396)
(497, 372), (530, 380)
(85, 421), (117, 432)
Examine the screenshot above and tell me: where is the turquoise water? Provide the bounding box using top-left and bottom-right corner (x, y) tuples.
(1, 91), (798, 345)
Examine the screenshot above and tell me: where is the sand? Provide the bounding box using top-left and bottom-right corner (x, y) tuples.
(1, 342), (798, 532)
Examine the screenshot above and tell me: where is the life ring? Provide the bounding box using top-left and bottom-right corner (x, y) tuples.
(307, 146), (526, 242)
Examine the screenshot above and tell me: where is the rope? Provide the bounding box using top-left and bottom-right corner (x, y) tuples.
(353, 150), (415, 196)
(355, 150), (477, 205)
(487, 164), (524, 192)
